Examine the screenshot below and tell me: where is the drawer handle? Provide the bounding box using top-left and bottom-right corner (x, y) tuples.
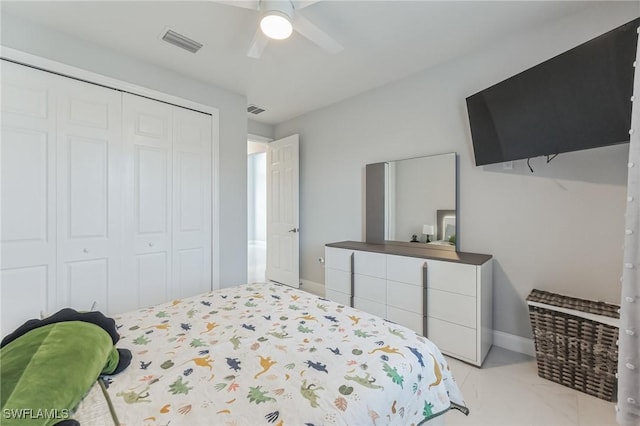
(422, 261), (428, 287)
(148, 242), (155, 247)
(83, 248), (89, 254)
(423, 261), (428, 337)
(350, 253), (355, 308)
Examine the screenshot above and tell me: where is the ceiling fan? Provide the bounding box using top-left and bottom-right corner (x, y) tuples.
(216, 0), (343, 59)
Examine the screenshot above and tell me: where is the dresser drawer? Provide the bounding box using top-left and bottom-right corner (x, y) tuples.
(325, 289), (350, 306)
(325, 268), (351, 294)
(354, 274), (386, 304)
(387, 255), (425, 286)
(354, 297), (386, 318)
(325, 247), (352, 272)
(387, 306), (423, 336)
(386, 279), (422, 314)
(427, 289), (476, 328)
(354, 251), (386, 278)
(427, 259), (476, 297)
(427, 317), (476, 362)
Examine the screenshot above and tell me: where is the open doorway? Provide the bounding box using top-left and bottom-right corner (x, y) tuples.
(248, 139), (268, 283)
(247, 134), (300, 287)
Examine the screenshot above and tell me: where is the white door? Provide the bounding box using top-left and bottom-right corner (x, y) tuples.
(266, 134), (299, 288)
(0, 61), (58, 334)
(122, 94), (212, 310)
(121, 94), (173, 311)
(0, 62), (214, 331)
(172, 107), (212, 299)
(56, 76), (123, 314)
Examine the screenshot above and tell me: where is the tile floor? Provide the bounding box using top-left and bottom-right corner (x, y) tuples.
(444, 347), (617, 426)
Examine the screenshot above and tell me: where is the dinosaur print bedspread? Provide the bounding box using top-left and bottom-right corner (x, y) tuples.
(104, 283), (467, 425)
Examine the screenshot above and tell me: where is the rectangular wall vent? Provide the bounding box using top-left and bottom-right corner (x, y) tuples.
(162, 29), (203, 53)
(247, 104), (266, 115)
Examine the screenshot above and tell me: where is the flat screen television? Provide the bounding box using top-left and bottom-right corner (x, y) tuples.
(466, 17), (639, 167)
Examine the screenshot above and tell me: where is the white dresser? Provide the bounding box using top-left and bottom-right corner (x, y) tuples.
(325, 241), (492, 367)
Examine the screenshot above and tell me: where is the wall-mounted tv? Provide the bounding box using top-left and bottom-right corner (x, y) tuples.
(466, 17), (639, 167)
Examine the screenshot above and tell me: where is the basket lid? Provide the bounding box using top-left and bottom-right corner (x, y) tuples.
(526, 289), (619, 319)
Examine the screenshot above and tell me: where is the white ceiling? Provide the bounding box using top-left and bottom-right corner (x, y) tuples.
(2, 1), (602, 124)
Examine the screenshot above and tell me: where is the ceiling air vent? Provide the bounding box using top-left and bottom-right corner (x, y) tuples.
(161, 29), (203, 53)
(247, 104), (266, 115)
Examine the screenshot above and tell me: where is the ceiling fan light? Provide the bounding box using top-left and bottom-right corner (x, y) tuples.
(260, 12), (293, 40)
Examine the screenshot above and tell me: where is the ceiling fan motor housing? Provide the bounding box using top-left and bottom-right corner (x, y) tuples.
(260, 0), (294, 20)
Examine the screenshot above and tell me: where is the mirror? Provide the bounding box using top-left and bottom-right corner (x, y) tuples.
(365, 153), (457, 251)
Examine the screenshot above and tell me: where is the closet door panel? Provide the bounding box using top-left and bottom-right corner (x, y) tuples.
(137, 253), (168, 307)
(176, 248), (204, 298)
(1, 128), (49, 244)
(172, 108), (211, 298)
(176, 152), (202, 231)
(136, 146), (168, 236)
(67, 136), (108, 238)
(122, 94), (173, 311)
(64, 259), (108, 310)
(1, 62), (57, 334)
(56, 77), (122, 314)
(1, 266), (48, 335)
(2, 80), (48, 119)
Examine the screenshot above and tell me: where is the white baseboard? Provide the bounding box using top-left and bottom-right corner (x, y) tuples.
(493, 330), (535, 357)
(300, 279), (325, 297)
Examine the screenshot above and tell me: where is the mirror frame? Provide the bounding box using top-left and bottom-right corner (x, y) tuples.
(365, 152), (458, 251)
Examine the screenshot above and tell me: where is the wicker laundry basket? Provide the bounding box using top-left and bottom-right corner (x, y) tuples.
(526, 289), (620, 401)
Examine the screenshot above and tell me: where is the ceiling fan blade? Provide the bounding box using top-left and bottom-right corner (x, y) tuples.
(291, 0), (322, 10)
(292, 14), (343, 54)
(213, 0), (259, 10)
(247, 27), (269, 58)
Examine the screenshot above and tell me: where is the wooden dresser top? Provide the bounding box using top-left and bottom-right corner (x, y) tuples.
(325, 241), (492, 266)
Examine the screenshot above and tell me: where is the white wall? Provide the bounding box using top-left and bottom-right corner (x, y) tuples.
(1, 13), (249, 288)
(274, 3), (638, 338)
(249, 119), (275, 140)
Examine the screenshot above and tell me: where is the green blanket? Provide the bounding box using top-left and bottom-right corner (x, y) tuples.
(1, 321), (118, 426)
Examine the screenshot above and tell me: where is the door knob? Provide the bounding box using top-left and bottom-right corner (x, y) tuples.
(288, 228), (299, 233)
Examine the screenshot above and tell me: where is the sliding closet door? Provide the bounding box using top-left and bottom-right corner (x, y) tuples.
(121, 94), (173, 312)
(172, 108), (212, 298)
(0, 61), (58, 334)
(56, 77), (123, 313)
(121, 95), (212, 309)
(1, 62), (213, 327)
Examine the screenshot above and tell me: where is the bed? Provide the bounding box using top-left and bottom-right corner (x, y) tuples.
(101, 282), (467, 425)
(1, 282), (468, 425)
